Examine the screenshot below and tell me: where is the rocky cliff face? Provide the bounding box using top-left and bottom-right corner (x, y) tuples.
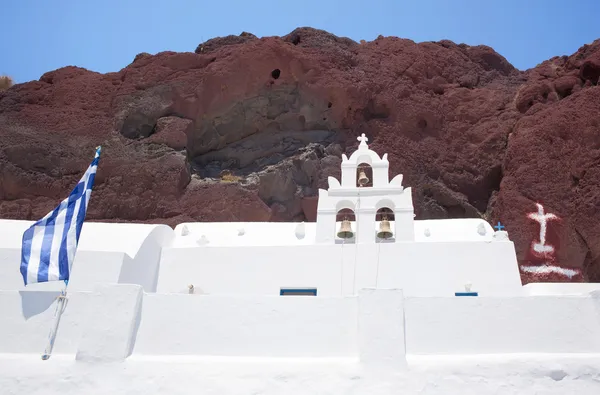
(1, 28), (599, 283)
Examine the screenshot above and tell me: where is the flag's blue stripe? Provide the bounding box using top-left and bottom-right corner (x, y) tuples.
(36, 226), (54, 283)
(74, 194), (87, 245)
(58, 199), (77, 282)
(86, 172), (96, 192)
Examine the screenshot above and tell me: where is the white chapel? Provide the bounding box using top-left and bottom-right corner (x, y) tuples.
(1, 134), (600, 392)
(0, 134), (523, 297)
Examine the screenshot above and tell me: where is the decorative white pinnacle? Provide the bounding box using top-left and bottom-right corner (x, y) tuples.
(181, 225), (190, 236)
(196, 235), (209, 246)
(295, 222), (306, 239)
(357, 133), (369, 148)
(492, 230), (509, 241)
(477, 223), (486, 236)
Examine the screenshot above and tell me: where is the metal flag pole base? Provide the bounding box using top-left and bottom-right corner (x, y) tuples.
(41, 281), (69, 361)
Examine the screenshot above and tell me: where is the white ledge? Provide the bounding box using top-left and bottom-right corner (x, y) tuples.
(327, 188), (405, 196)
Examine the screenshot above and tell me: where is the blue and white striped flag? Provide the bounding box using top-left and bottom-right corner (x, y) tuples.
(20, 147), (101, 285)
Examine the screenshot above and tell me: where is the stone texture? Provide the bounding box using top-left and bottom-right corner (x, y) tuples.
(0, 28), (599, 283)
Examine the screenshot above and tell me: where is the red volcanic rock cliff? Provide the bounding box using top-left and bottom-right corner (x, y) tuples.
(0, 28), (599, 283)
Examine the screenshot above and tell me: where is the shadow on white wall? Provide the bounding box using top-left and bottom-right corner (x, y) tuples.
(19, 290), (60, 319)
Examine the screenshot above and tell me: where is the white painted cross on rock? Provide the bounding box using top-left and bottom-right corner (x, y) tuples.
(527, 203), (558, 255)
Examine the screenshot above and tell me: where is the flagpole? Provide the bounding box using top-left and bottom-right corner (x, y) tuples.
(41, 280), (69, 360)
(38, 145), (100, 360)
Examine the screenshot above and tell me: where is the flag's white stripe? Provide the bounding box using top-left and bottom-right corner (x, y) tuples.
(26, 225), (46, 284)
(85, 183), (93, 207)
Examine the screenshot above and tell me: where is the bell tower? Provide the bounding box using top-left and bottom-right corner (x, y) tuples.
(315, 134), (415, 244)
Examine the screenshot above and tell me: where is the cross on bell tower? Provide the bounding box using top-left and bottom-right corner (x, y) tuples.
(357, 133), (368, 147)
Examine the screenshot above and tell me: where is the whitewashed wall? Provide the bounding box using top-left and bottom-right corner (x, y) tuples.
(405, 296), (600, 354)
(0, 286), (404, 364)
(0, 220), (174, 292)
(369, 241), (523, 296)
(158, 245), (346, 296)
(157, 241), (523, 297)
(133, 294), (359, 357)
(1, 286), (600, 360)
(0, 290), (91, 354)
(1, 219), (522, 297)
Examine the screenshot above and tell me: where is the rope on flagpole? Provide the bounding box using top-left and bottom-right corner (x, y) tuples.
(352, 188), (361, 295)
(375, 239), (382, 288)
(340, 238), (345, 296)
(41, 279), (69, 360)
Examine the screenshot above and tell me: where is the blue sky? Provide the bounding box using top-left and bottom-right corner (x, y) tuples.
(2, 0), (599, 83)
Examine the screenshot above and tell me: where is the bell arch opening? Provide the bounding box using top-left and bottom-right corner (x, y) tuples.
(375, 207), (395, 242)
(335, 208), (356, 243)
(356, 163), (373, 188)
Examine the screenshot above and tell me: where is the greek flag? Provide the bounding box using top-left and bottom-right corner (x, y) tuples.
(20, 147), (101, 285)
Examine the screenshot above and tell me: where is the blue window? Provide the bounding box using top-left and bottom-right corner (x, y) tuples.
(280, 288), (317, 296)
(455, 292), (478, 297)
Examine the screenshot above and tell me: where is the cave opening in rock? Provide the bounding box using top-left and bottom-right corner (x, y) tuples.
(362, 99), (390, 121)
(271, 69), (281, 79)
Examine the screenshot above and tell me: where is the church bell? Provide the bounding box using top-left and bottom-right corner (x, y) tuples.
(358, 169), (369, 186)
(337, 219), (354, 239)
(377, 217), (393, 239)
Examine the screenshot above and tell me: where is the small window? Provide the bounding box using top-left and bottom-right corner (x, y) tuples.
(280, 288), (317, 296)
(454, 292), (478, 297)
